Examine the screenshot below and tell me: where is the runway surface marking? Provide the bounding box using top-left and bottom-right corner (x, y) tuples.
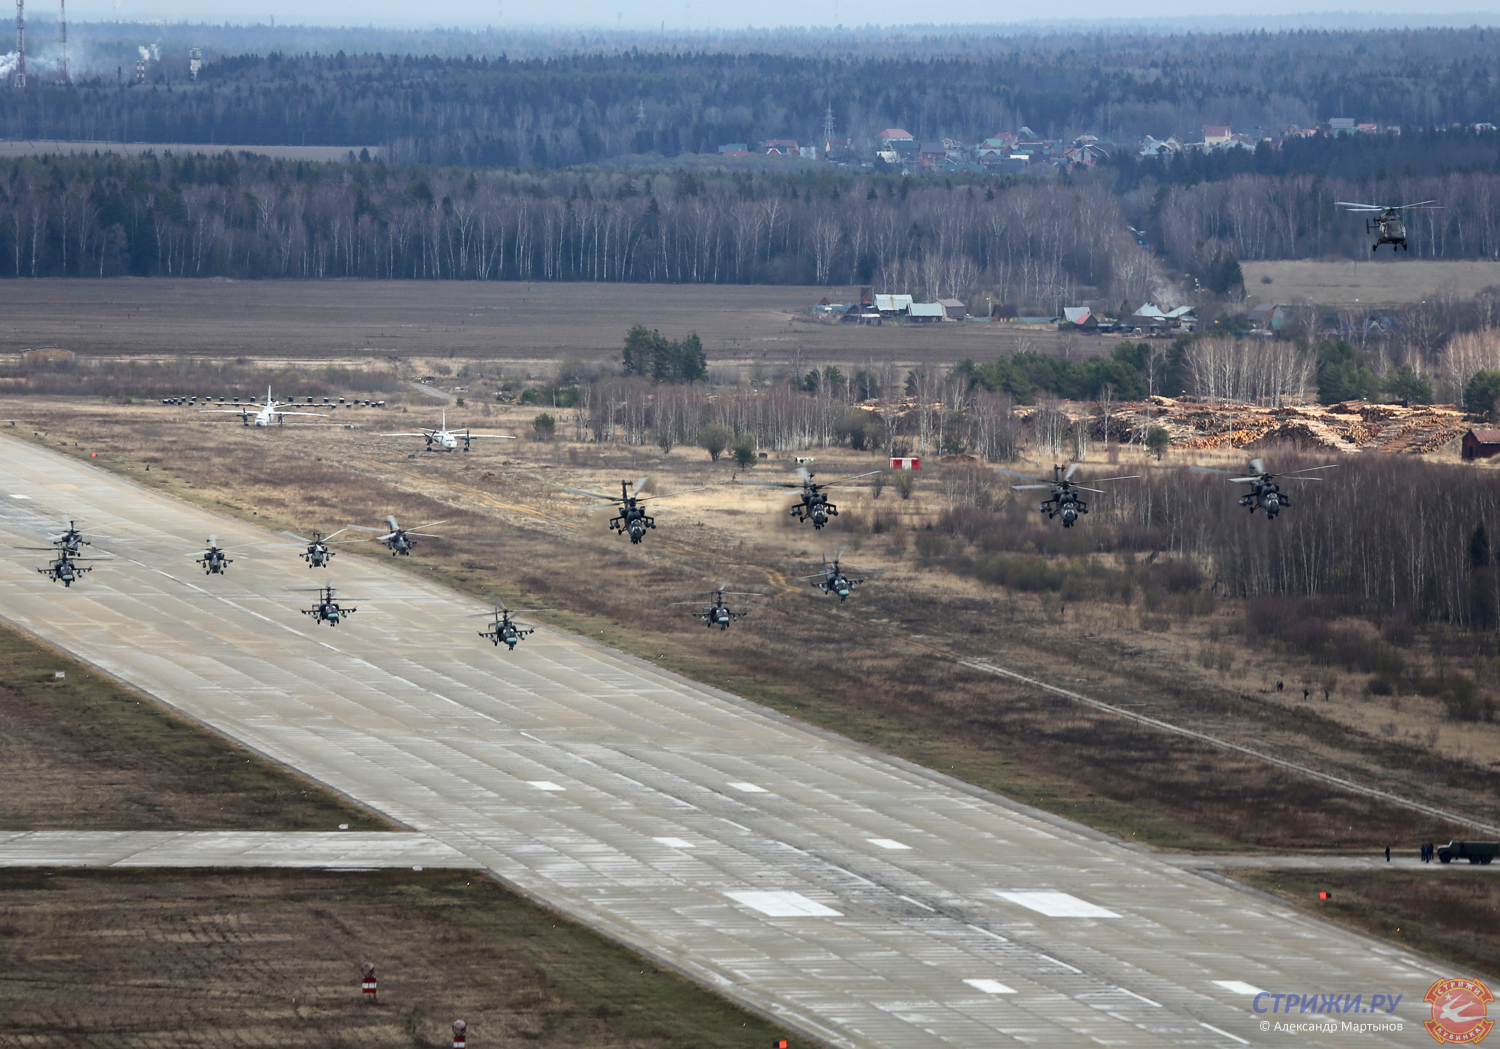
(0, 437), (1458, 1049)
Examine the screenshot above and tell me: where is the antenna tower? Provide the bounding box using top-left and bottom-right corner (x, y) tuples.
(57, 0), (66, 83)
(823, 104), (835, 151)
(14, 0), (24, 88)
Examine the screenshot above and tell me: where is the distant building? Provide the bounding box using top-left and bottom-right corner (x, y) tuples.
(991, 303), (1019, 321)
(874, 293), (914, 316)
(1203, 125), (1232, 147)
(1063, 306), (1096, 329)
(718, 143), (749, 155)
(937, 298), (968, 320)
(1463, 428), (1500, 460)
(764, 139), (800, 155)
(1328, 118), (1357, 134)
(908, 303), (945, 323)
(1248, 304), (1290, 332)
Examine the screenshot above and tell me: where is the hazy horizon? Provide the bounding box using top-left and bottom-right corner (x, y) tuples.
(35, 5), (1500, 32)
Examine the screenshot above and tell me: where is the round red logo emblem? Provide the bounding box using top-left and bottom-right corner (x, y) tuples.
(1425, 977), (1495, 1045)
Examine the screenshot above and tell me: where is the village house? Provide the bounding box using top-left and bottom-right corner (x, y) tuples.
(1463, 428), (1500, 460)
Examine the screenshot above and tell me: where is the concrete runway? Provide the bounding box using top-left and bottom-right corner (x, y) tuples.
(0, 439), (1458, 1048)
(0, 830), (479, 868)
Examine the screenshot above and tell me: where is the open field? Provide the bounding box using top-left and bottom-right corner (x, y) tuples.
(1233, 869), (1500, 981)
(0, 867), (804, 1049)
(7, 396), (1497, 854)
(1243, 259), (1500, 307)
(0, 279), (1070, 373)
(0, 618), (387, 832)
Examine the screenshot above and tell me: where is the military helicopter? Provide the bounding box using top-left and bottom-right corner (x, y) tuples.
(800, 546), (872, 601)
(193, 536), (236, 575)
(736, 467), (879, 529)
(380, 409), (517, 452)
(348, 515), (445, 556)
(473, 601), (554, 650)
(282, 528), (359, 568)
(46, 518), (91, 556)
(37, 552), (102, 587)
(1191, 458), (1336, 518)
(298, 584), (357, 626)
(673, 583), (761, 630)
(1335, 200), (1443, 252)
(563, 478), (705, 543)
(997, 463), (1140, 527)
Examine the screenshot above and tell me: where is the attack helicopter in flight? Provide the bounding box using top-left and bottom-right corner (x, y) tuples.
(198, 386), (330, 427)
(46, 518), (91, 556)
(474, 602), (554, 651)
(282, 528), (359, 568)
(997, 463), (1139, 527)
(564, 478), (704, 543)
(736, 467), (879, 529)
(380, 410), (517, 452)
(348, 515), (445, 556)
(1191, 458), (1335, 518)
(192, 536), (250, 575)
(1335, 199), (1443, 252)
(674, 583), (761, 630)
(299, 585), (357, 626)
(801, 547), (872, 601)
(37, 552), (101, 587)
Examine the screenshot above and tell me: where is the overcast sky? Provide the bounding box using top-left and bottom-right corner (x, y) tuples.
(51, 0), (1500, 31)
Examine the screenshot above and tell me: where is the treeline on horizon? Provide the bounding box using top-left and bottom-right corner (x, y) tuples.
(5, 153), (1500, 296)
(5, 29), (1500, 162)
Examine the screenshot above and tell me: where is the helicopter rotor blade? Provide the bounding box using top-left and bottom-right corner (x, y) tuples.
(644, 486), (708, 503)
(994, 467), (1045, 483)
(1393, 200), (1441, 209)
(1082, 474), (1142, 484)
(407, 532), (443, 538)
(1189, 466), (1236, 476)
(1283, 464), (1339, 475)
(824, 470), (882, 486)
(563, 486), (617, 500)
(1249, 458), (1266, 475)
(344, 524), (384, 532)
(281, 530), (311, 543)
(1072, 485), (1106, 494)
(797, 466), (812, 485)
(1011, 484), (1052, 490)
(1334, 201), (1387, 210)
(634, 476), (650, 495)
(1064, 462), (1080, 481)
(733, 478), (798, 488)
(1229, 476), (1260, 483)
(411, 520), (448, 530)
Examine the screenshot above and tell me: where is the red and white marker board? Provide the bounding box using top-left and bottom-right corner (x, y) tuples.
(890, 456), (920, 470)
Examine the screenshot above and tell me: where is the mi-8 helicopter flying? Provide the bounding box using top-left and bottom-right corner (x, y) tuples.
(379, 410), (517, 452)
(473, 601), (554, 650)
(282, 528), (358, 568)
(564, 478), (705, 543)
(1191, 458), (1336, 517)
(674, 583), (761, 630)
(1335, 200), (1443, 252)
(736, 467), (880, 529)
(997, 463), (1140, 527)
(198, 386), (330, 427)
(193, 536), (236, 575)
(801, 547), (872, 601)
(299, 584), (357, 626)
(348, 515), (445, 556)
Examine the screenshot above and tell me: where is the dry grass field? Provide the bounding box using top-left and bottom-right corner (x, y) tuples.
(6, 396), (1496, 854)
(0, 279), (1069, 374)
(1234, 869), (1500, 981)
(1243, 259), (1500, 307)
(0, 867), (805, 1049)
(0, 619), (386, 832)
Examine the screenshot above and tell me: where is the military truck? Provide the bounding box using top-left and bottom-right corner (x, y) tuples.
(1436, 841), (1498, 864)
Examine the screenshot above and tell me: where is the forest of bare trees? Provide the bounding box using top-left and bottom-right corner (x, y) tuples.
(0, 154), (1150, 309)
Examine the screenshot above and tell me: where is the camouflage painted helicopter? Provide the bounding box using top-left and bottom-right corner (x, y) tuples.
(1335, 199), (1443, 252)
(1191, 458), (1336, 518)
(564, 478), (704, 543)
(348, 515), (445, 556)
(473, 601), (554, 650)
(800, 547), (872, 601)
(673, 583), (761, 630)
(736, 467), (880, 529)
(997, 463), (1139, 527)
(299, 584), (357, 626)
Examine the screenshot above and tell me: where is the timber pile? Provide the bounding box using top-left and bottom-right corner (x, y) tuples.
(1071, 397), (1466, 455)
